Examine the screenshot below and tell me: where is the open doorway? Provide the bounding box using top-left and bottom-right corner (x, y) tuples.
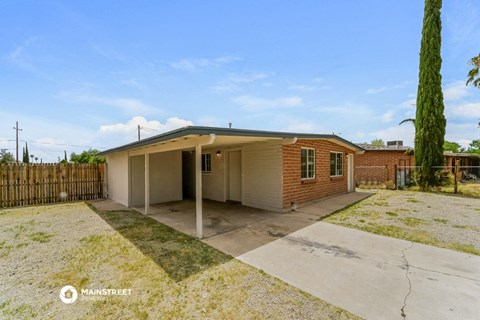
(182, 151), (196, 199)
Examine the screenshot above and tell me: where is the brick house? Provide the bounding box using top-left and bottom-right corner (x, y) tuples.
(444, 152), (480, 179)
(98, 126), (364, 238)
(354, 140), (414, 186)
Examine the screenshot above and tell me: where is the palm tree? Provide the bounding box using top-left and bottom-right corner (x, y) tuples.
(466, 54), (480, 89)
(399, 118), (415, 126)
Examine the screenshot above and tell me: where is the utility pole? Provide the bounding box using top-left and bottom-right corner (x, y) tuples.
(12, 121), (23, 164)
(137, 125), (141, 141)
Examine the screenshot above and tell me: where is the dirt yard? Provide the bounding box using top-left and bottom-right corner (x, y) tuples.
(0, 202), (358, 320)
(324, 190), (480, 255)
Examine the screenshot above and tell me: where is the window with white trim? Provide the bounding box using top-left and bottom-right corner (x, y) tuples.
(201, 153), (211, 173)
(301, 148), (315, 179)
(330, 152), (343, 176)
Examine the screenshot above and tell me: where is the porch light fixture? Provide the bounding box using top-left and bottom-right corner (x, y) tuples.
(216, 151), (221, 157)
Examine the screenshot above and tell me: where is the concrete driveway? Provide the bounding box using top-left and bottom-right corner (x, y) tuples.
(239, 222), (480, 320)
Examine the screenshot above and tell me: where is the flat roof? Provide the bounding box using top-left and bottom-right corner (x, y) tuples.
(356, 143), (413, 151)
(444, 152), (480, 158)
(98, 126), (364, 155)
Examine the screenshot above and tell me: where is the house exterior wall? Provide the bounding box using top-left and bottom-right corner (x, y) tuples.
(282, 140), (352, 209)
(130, 154), (145, 207)
(106, 152), (130, 206)
(149, 151), (183, 203)
(242, 140), (284, 211)
(201, 149), (226, 202)
(355, 150), (414, 184)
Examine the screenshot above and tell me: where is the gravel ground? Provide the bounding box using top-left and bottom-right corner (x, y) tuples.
(325, 190), (480, 253)
(0, 202), (359, 320)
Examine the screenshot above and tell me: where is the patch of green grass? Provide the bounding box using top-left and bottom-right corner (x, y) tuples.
(0, 301), (37, 319)
(444, 242), (480, 255)
(406, 198), (421, 203)
(399, 217), (426, 227)
(385, 211), (398, 216)
(452, 225), (480, 232)
(433, 218), (449, 224)
(332, 221), (480, 255)
(28, 232), (53, 243)
(371, 201), (389, 207)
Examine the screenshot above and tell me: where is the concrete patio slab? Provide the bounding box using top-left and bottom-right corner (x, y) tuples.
(238, 222), (480, 320)
(90, 192), (372, 257)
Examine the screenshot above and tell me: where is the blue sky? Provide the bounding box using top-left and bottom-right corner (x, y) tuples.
(1, 1), (480, 162)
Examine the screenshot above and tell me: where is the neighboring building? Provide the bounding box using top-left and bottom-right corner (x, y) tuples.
(444, 152), (480, 179)
(98, 126), (364, 238)
(355, 140), (414, 187)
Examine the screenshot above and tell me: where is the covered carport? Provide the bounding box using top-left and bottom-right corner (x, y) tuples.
(100, 127), (298, 238)
(99, 126), (363, 239)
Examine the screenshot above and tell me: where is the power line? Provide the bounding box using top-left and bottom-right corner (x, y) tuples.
(0, 139), (107, 149)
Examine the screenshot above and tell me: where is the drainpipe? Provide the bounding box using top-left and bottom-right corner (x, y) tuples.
(282, 137), (297, 211)
(195, 134), (216, 239)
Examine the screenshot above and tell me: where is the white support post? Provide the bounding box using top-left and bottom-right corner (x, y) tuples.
(145, 154), (150, 215)
(195, 144), (203, 238)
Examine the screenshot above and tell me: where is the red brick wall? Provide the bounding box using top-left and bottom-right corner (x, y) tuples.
(355, 150), (414, 184)
(282, 140), (352, 209)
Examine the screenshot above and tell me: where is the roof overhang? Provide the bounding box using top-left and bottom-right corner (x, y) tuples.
(98, 126), (364, 156)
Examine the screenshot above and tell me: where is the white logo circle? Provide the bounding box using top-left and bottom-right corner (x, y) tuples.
(60, 285), (78, 304)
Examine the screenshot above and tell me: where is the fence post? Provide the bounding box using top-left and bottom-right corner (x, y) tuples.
(454, 160), (459, 194)
(394, 164), (397, 189)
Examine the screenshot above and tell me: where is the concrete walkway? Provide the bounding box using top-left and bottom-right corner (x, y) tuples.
(238, 222), (480, 320)
(203, 192), (371, 256)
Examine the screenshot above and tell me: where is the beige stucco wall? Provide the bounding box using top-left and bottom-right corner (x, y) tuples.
(202, 149), (226, 202)
(130, 154), (145, 207)
(242, 140), (283, 212)
(106, 152), (129, 206)
(149, 151), (183, 203)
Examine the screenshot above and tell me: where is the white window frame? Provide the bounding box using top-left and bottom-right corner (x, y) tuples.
(201, 153), (212, 173)
(330, 152), (343, 177)
(301, 147), (315, 180)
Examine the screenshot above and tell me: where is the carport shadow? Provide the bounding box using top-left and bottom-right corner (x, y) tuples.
(88, 204), (232, 282)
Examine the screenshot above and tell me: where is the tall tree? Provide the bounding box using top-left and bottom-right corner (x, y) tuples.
(371, 139), (385, 147)
(466, 54), (480, 89)
(414, 0), (446, 190)
(23, 142), (30, 163)
(70, 149), (106, 164)
(467, 140), (480, 154)
(443, 141), (461, 153)
(0, 149), (15, 164)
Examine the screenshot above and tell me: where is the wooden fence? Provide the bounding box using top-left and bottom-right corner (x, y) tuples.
(0, 163), (106, 208)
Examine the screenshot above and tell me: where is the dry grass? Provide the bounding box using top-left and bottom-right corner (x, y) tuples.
(323, 190), (480, 256)
(439, 182), (480, 198)
(0, 203), (359, 320)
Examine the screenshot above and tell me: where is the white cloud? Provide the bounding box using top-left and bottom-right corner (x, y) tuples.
(232, 95), (303, 111)
(56, 91), (159, 115)
(211, 71), (268, 93)
(120, 78), (143, 89)
(364, 125), (415, 147)
(288, 84), (316, 92)
(446, 122), (480, 148)
(100, 116), (192, 134)
(6, 37), (40, 71)
(443, 80), (469, 101)
(170, 56), (240, 71)
(285, 122), (320, 133)
(365, 80), (413, 95)
(365, 87), (388, 95)
(380, 110), (395, 123)
(448, 102), (480, 119)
